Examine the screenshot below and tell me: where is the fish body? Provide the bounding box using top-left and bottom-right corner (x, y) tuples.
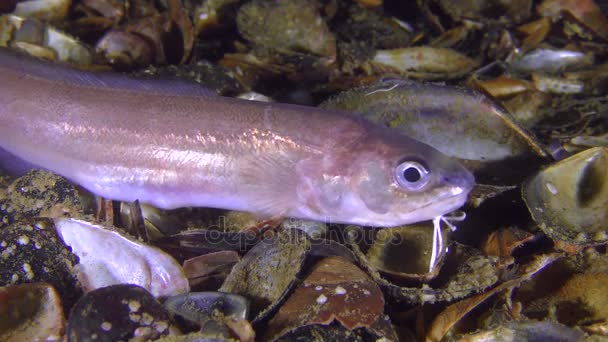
(0, 48), (474, 226)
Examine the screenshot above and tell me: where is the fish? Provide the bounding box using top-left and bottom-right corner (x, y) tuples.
(0, 48), (474, 227)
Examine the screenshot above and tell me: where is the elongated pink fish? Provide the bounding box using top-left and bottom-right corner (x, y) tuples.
(0, 48), (473, 226)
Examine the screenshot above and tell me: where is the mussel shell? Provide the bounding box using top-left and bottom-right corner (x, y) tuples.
(164, 292), (249, 324)
(219, 229), (310, 323)
(522, 147), (608, 245)
(157, 229), (261, 262)
(347, 226), (500, 305)
(265, 256), (397, 341)
(67, 284), (173, 341)
(364, 223), (450, 282)
(513, 248), (608, 328)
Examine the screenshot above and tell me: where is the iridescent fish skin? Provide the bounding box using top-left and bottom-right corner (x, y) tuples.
(0, 48), (474, 227)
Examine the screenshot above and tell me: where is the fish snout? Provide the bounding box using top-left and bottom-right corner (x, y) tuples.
(440, 163), (475, 195)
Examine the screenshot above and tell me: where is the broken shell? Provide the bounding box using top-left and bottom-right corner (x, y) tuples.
(0, 282), (65, 341)
(372, 47), (477, 80)
(427, 253), (560, 341)
(514, 249), (608, 331)
(164, 292), (248, 327)
(219, 229), (310, 322)
(2, 14), (94, 65)
(347, 226), (501, 305)
(157, 228), (261, 262)
(182, 250), (240, 291)
(54, 218), (190, 297)
(80, 0), (125, 22)
(265, 256), (397, 341)
(119, 201), (162, 241)
(429, 25), (471, 49)
(95, 29), (154, 68)
(472, 75), (531, 99)
(13, 0), (71, 22)
(522, 147), (608, 246)
(501, 90), (553, 129)
(537, 0), (608, 41)
(481, 226), (535, 259)
(365, 223), (450, 282)
(67, 284), (174, 341)
(321, 78), (548, 183)
(516, 17), (551, 53)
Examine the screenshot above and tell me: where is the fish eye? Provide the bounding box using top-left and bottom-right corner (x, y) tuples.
(395, 160), (430, 191)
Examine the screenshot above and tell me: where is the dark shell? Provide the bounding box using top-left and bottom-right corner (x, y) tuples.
(0, 218), (81, 311)
(347, 226), (499, 305)
(219, 229), (310, 323)
(67, 284), (173, 342)
(514, 248), (608, 328)
(0, 282), (65, 341)
(182, 251), (241, 291)
(0, 170), (94, 226)
(157, 229), (261, 262)
(236, 0), (336, 60)
(265, 256), (397, 341)
(164, 291), (249, 325)
(333, 3), (412, 50)
(364, 223), (450, 282)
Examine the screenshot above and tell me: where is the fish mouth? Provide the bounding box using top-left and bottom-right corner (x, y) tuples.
(397, 186), (471, 225)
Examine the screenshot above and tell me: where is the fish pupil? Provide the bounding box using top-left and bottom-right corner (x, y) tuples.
(403, 167), (422, 183)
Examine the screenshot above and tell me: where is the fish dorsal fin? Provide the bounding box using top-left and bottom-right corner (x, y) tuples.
(59, 71), (219, 98)
(2, 47), (217, 98)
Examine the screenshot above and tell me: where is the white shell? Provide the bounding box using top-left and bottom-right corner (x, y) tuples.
(54, 218), (189, 297)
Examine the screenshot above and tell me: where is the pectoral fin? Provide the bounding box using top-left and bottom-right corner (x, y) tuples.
(239, 154), (298, 218)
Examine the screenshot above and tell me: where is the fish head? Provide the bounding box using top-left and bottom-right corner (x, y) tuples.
(296, 126), (474, 227)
